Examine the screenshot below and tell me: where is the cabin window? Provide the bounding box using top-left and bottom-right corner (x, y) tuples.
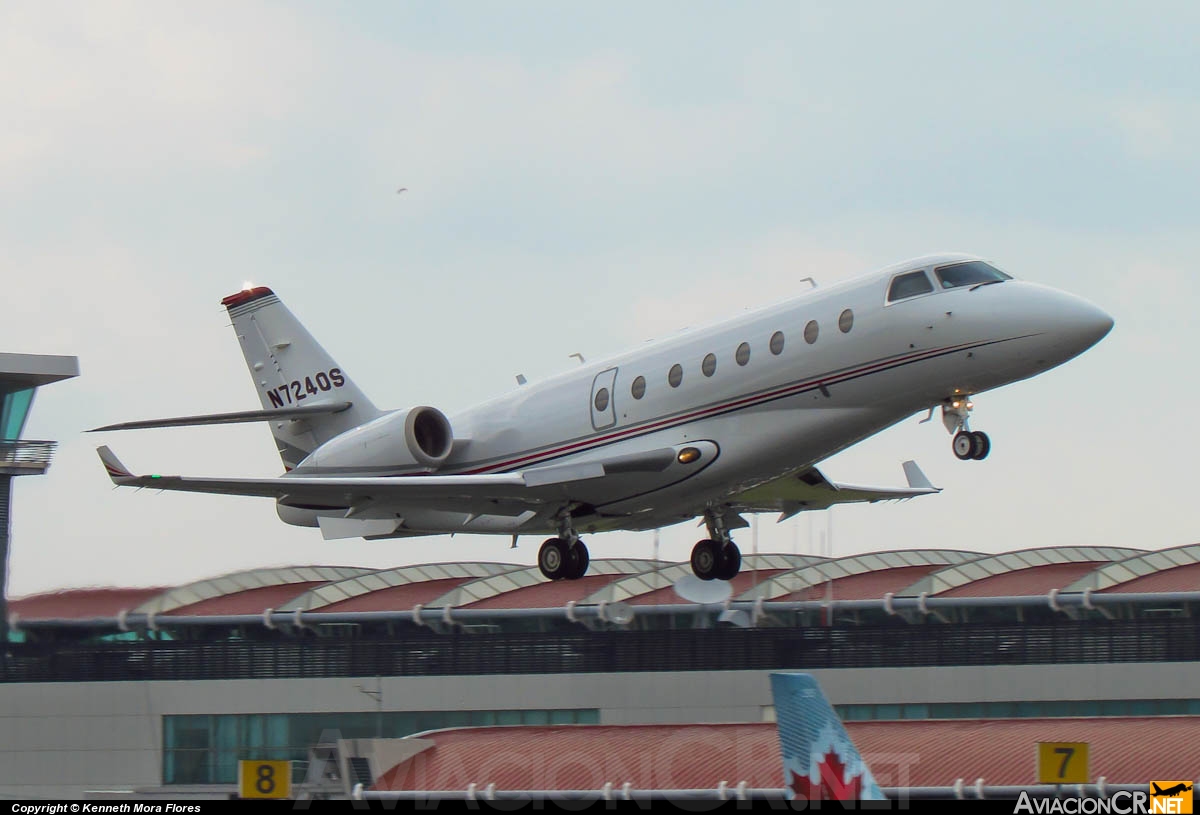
(934, 260), (1012, 289)
(769, 331), (785, 355)
(804, 320), (819, 344)
(593, 388), (610, 412)
(887, 270), (934, 302)
(702, 353), (717, 377)
(668, 363), (683, 388)
(735, 342), (751, 366)
(839, 309), (854, 333)
(631, 376), (646, 400)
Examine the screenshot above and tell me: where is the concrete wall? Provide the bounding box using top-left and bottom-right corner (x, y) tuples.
(0, 662), (1192, 798)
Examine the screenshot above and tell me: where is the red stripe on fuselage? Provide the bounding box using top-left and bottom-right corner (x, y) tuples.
(456, 338), (996, 476)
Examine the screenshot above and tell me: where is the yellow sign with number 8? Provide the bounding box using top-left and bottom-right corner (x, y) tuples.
(238, 759), (292, 799)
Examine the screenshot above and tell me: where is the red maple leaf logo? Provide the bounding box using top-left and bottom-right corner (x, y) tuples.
(788, 749), (863, 801)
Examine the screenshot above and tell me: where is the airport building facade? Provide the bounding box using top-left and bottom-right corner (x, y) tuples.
(5, 545), (1200, 798)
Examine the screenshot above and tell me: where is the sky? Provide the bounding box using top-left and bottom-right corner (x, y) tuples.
(3, 1), (1198, 596)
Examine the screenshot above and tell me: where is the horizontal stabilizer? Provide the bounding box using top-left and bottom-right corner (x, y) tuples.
(89, 402), (353, 432)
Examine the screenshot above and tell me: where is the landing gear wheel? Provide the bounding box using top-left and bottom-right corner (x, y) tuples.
(537, 538), (568, 580)
(715, 543), (742, 581)
(564, 540), (590, 580)
(691, 539), (721, 581)
(970, 431), (991, 460)
(952, 431), (976, 461)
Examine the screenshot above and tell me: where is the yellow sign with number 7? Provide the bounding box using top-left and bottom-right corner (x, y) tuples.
(1036, 742), (1090, 784)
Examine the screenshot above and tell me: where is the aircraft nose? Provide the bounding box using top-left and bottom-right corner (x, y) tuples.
(1045, 290), (1114, 360)
(1064, 297), (1114, 351)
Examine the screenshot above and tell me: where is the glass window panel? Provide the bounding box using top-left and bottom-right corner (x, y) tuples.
(933, 261), (1011, 289)
(576, 710), (599, 724)
(1039, 701), (1072, 717)
(522, 710), (550, 725)
(1, 387), (35, 440)
(496, 710), (522, 726)
(901, 704), (929, 719)
(470, 711), (497, 726)
(887, 271), (934, 302)
(1128, 700), (1155, 716)
(549, 710), (576, 725)
(986, 702), (1018, 717)
(874, 704), (900, 720)
(442, 710), (472, 728)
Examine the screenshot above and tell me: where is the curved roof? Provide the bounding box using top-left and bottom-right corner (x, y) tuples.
(902, 546), (1143, 597)
(375, 718), (1200, 790)
(17, 543), (1200, 622)
(1063, 543), (1200, 593)
(427, 559), (669, 610)
(9, 588), (168, 621)
(737, 550), (980, 602)
(582, 554), (820, 606)
(132, 566), (375, 615)
(276, 563), (518, 612)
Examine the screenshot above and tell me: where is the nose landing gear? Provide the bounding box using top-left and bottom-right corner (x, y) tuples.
(935, 396), (991, 461)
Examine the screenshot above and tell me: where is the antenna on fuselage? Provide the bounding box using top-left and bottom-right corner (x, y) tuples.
(568, 353), (586, 364)
(798, 277), (818, 290)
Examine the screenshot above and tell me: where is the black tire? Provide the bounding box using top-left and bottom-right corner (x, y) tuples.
(715, 543), (742, 581)
(971, 431), (991, 460)
(691, 539), (720, 581)
(565, 540), (590, 580)
(952, 431), (975, 460)
(537, 538), (568, 580)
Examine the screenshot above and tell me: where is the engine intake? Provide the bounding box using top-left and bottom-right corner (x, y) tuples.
(405, 406), (453, 467)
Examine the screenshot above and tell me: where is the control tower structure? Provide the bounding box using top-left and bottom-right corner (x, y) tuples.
(1, 353), (79, 638)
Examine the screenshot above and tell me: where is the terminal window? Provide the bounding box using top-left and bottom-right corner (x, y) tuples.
(163, 708), (600, 785)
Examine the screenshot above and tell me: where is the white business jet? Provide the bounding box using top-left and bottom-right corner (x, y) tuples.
(95, 253), (1112, 582)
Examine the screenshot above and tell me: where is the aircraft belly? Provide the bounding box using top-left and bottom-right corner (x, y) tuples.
(595, 404), (901, 520)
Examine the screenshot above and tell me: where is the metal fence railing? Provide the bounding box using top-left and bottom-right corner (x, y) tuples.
(0, 439), (56, 472)
(2, 617), (1197, 683)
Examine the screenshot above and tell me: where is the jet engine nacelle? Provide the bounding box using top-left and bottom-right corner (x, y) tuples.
(297, 405), (455, 472)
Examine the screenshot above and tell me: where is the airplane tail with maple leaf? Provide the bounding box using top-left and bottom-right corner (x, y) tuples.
(770, 673), (886, 801)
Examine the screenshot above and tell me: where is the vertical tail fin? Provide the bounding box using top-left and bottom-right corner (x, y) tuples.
(770, 672), (885, 801)
(221, 287), (382, 470)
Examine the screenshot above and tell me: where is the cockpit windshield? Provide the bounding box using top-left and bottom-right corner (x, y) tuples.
(934, 260), (1012, 289)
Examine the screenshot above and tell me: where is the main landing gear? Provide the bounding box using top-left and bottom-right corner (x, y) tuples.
(690, 510), (742, 582)
(537, 513), (590, 581)
(938, 396), (990, 461)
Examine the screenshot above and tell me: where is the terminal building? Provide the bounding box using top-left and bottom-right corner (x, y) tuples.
(3, 340), (1196, 799)
(4, 544), (1199, 798)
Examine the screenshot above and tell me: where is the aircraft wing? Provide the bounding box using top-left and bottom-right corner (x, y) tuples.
(96, 445), (677, 516)
(728, 460), (940, 520)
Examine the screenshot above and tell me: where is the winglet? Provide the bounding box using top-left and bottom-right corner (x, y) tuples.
(901, 460), (940, 492)
(770, 672), (886, 801)
(97, 446), (136, 484)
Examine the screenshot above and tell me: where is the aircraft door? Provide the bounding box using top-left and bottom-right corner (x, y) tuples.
(590, 367), (618, 430)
